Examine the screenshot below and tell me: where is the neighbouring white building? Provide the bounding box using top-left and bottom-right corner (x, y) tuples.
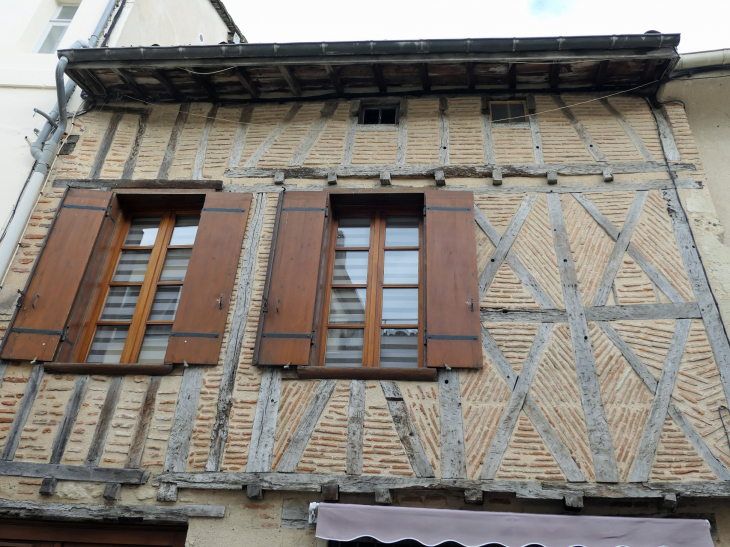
(0, 0), (243, 290)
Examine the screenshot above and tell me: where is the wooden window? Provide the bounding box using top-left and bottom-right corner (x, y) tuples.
(319, 210), (423, 369)
(490, 101), (527, 124)
(359, 105), (398, 125)
(79, 211), (200, 364)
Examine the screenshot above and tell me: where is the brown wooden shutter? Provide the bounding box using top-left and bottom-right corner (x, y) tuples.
(255, 191), (328, 366)
(1, 189), (113, 362)
(425, 190), (482, 368)
(165, 193), (252, 365)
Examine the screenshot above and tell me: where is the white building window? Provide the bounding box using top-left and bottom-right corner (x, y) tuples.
(35, 4), (79, 54)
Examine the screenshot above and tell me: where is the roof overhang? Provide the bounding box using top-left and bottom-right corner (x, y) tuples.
(59, 34), (681, 103)
(313, 503), (714, 547)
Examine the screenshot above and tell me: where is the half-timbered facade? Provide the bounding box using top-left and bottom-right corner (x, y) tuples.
(0, 34), (728, 546)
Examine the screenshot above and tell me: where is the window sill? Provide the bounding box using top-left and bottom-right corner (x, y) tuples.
(297, 366), (436, 381)
(43, 363), (173, 375)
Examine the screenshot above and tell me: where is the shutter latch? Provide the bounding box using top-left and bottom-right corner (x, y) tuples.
(15, 290), (25, 308)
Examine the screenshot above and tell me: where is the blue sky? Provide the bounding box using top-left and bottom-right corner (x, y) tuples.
(227, 0), (727, 53)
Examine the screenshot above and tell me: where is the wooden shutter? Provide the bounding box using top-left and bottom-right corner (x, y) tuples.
(165, 193), (251, 365)
(255, 191), (328, 366)
(425, 191), (482, 368)
(1, 189), (113, 362)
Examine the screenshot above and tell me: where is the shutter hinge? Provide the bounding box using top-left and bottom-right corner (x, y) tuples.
(60, 326), (73, 346)
(262, 297), (268, 313)
(105, 205), (116, 223)
(15, 290), (25, 308)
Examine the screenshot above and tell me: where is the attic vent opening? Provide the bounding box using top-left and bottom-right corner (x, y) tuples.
(490, 101), (527, 124)
(360, 106), (398, 125)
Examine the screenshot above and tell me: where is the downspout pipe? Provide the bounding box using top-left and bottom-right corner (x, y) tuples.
(0, 0), (120, 285)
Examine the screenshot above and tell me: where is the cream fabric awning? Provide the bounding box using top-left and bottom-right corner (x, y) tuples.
(313, 503), (713, 547)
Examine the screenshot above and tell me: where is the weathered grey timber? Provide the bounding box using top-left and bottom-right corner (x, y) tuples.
(328, 172), (338, 185)
(85, 376), (123, 467)
(439, 97), (449, 165)
(346, 379), (366, 475)
(552, 95), (607, 162)
(481, 96), (496, 165)
(434, 169), (446, 186)
(192, 104), (218, 180)
(277, 380), (337, 472)
(481, 323), (553, 479)
(651, 106), (681, 161)
(157, 103), (190, 179)
(1, 364), (43, 461)
(547, 193), (618, 483)
(243, 104), (302, 168)
(53, 178), (223, 190)
(246, 483), (264, 499)
(161, 366), (204, 480)
(322, 483), (339, 501)
(380, 381), (435, 478)
(41, 375), (90, 495)
(154, 471), (730, 500)
(341, 100), (360, 166)
(547, 170), (558, 185)
(492, 167), (503, 186)
(571, 192), (684, 303)
(246, 367), (283, 473)
(0, 362), (7, 390)
(592, 191), (648, 306)
(630, 319), (692, 482)
(88, 112), (123, 179)
(602, 167), (614, 183)
(439, 369), (466, 479)
(289, 100), (339, 166)
(662, 189), (730, 403)
(374, 487), (393, 504)
(526, 95), (544, 164)
(380, 171), (392, 186)
(121, 111), (150, 179)
(474, 205), (557, 310)
(227, 105), (254, 168)
(600, 98), (654, 161)
(396, 98), (408, 166)
(0, 461), (149, 483)
(478, 194), (537, 302)
(279, 65), (302, 96)
(0, 499), (224, 524)
(227, 161), (695, 181)
(480, 326), (586, 482)
(564, 493), (584, 509)
(207, 194), (266, 472)
(464, 489), (483, 504)
(480, 303), (701, 323)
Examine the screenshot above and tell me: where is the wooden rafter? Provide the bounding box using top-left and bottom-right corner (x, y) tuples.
(418, 63), (431, 91)
(151, 69), (182, 101)
(465, 62), (476, 89)
(113, 68), (146, 99)
(371, 64), (387, 93)
(278, 65), (302, 96)
(189, 70), (218, 101)
(549, 63), (560, 88)
(594, 60), (610, 88)
(508, 63), (517, 89)
(325, 64), (344, 93)
(233, 67), (260, 98)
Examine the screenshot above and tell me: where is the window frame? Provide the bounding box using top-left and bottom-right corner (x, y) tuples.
(316, 205), (425, 370)
(489, 100), (529, 126)
(357, 101), (400, 130)
(75, 208), (201, 364)
(33, 3), (79, 54)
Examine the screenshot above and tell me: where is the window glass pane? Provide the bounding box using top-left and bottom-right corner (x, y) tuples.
(87, 326), (128, 364)
(380, 328), (418, 368)
(382, 288), (418, 324)
(336, 217), (370, 247)
(324, 329), (364, 367)
(383, 250), (418, 284)
(124, 216), (161, 246)
(491, 103), (510, 124)
(99, 286), (140, 321)
(509, 102), (527, 123)
(380, 108), (397, 124)
(113, 250), (151, 282)
(38, 24), (68, 53)
(329, 288), (366, 324)
(385, 216), (418, 247)
(169, 215), (200, 246)
(333, 251), (368, 284)
(149, 286), (182, 321)
(159, 248), (192, 282)
(57, 5), (78, 19)
(363, 109), (379, 124)
(137, 325), (172, 363)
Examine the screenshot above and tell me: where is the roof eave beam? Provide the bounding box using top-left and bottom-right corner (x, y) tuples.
(418, 63), (431, 91)
(113, 68), (146, 99)
(508, 63), (517, 90)
(549, 63), (560, 89)
(594, 60), (610, 89)
(371, 64), (387, 93)
(233, 67), (260, 98)
(278, 65), (302, 96)
(325, 64), (344, 94)
(465, 62), (476, 90)
(189, 71), (218, 101)
(151, 69), (182, 101)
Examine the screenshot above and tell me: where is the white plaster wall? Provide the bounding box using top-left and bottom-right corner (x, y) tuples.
(659, 70), (730, 247)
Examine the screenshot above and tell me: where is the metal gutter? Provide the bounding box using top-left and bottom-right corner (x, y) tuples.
(59, 34), (680, 65)
(671, 48), (730, 75)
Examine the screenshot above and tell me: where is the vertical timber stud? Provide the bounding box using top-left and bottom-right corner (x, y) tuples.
(481, 97), (496, 165)
(425, 192), (482, 368)
(346, 380), (366, 475)
(547, 193), (618, 482)
(396, 98), (408, 166)
(157, 103), (190, 180)
(227, 105), (254, 169)
(651, 106), (681, 161)
(526, 95), (544, 165)
(246, 367), (283, 473)
(342, 100), (360, 167)
(122, 111), (150, 179)
(85, 376), (124, 468)
(192, 104), (218, 180)
(439, 97), (449, 166)
(88, 112), (123, 180)
(158, 365), (205, 502)
(1, 364), (43, 461)
(207, 194), (266, 472)
(439, 369), (466, 478)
